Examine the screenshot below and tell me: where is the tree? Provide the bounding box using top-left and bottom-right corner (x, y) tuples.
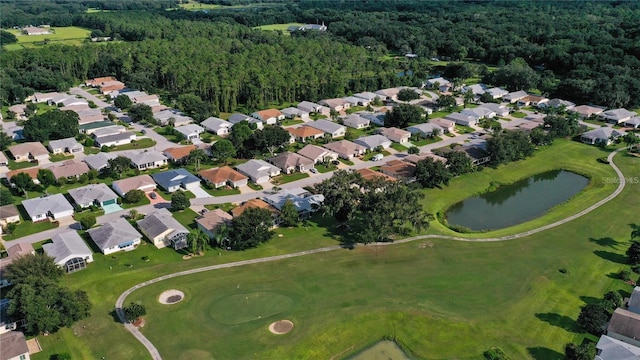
(483, 347), (510, 360)
(177, 93), (212, 122)
(463, 90), (475, 107)
(436, 95), (457, 109)
(0, 131), (12, 151)
(485, 57), (540, 91)
(228, 121), (253, 153)
(87, 169), (99, 180)
(187, 229), (207, 254)
(315, 170), (363, 223)
(105, 156), (132, 179)
(10, 172), (36, 194)
(623, 133), (639, 150)
(577, 303), (610, 335)
(544, 115), (580, 138)
(79, 215), (96, 230)
(228, 207), (273, 250)
(330, 109), (339, 121)
(384, 104), (424, 128)
(442, 150), (473, 176)
(529, 126), (551, 146)
(114, 94), (133, 110)
(124, 189), (145, 204)
(486, 130), (535, 165)
(23, 110), (79, 142)
(170, 191), (190, 211)
(626, 241), (640, 265)
(602, 291), (623, 312)
(247, 125), (291, 156)
(127, 209), (140, 221)
(397, 88), (420, 102)
(279, 199), (299, 227)
(408, 146), (420, 154)
(37, 169), (56, 188)
(210, 222), (230, 248)
(415, 158), (451, 188)
(479, 92), (498, 103)
(0, 188), (13, 205)
(188, 148), (209, 170)
(128, 104), (153, 123)
(210, 139), (236, 164)
(564, 342), (595, 360)
(4, 253), (63, 284)
(122, 302), (146, 323)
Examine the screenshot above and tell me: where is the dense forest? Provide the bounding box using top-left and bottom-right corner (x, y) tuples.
(1, 0), (639, 112)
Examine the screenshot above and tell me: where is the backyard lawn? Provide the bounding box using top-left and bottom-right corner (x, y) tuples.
(106, 138), (156, 151)
(4, 27), (91, 50)
(30, 140), (639, 360)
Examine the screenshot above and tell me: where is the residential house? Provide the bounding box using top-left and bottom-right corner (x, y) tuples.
(375, 88), (401, 101)
(153, 109), (193, 127)
(624, 116), (640, 129)
(32, 92), (65, 104)
(356, 168), (396, 182)
(201, 117), (232, 136)
(517, 95), (548, 107)
(127, 151), (168, 170)
(296, 144), (338, 164)
(263, 188), (324, 218)
(68, 107), (104, 124)
(502, 90), (528, 103)
(8, 104), (26, 120)
(5, 125), (24, 141)
(342, 96), (370, 107)
(463, 83), (487, 96)
(123, 91), (161, 107)
(485, 87), (508, 99)
(297, 101), (330, 116)
(354, 134), (392, 150)
(22, 194), (74, 222)
(152, 168), (201, 193)
(87, 218), (142, 255)
(379, 159), (416, 180)
(6, 168), (41, 185)
(607, 308), (640, 347)
(43, 230), (94, 273)
(67, 183), (119, 209)
(91, 125), (127, 138)
(377, 127), (411, 144)
(0, 205), (20, 229)
(235, 160), (281, 184)
(307, 120), (346, 138)
(49, 160), (90, 181)
(281, 107), (308, 119)
(94, 132), (136, 148)
(539, 98), (575, 110)
(47, 137), (83, 154)
(198, 166), (248, 188)
(568, 105), (605, 118)
(137, 208), (189, 250)
(601, 108), (638, 124)
(82, 152), (117, 171)
(290, 23), (327, 31)
(478, 103), (509, 117)
(228, 113), (263, 129)
(628, 286), (640, 314)
(322, 140), (366, 160)
(580, 127), (625, 146)
(595, 335), (640, 360)
(174, 124), (205, 143)
(287, 126), (325, 143)
(8, 142), (49, 163)
(85, 76), (125, 96)
(424, 77), (453, 92)
(515, 121), (541, 133)
(0, 331), (30, 360)
(319, 98), (350, 112)
(51, 94), (88, 108)
(352, 92), (379, 103)
(111, 174), (156, 196)
(446, 112), (478, 126)
(407, 123), (446, 137)
(461, 107), (496, 120)
(251, 109), (284, 125)
(0, 152), (8, 167)
(231, 198), (280, 219)
(268, 152), (314, 174)
(429, 118), (456, 133)
(163, 145), (196, 163)
(86, 76), (118, 87)
(196, 209), (233, 240)
(79, 120), (118, 135)
(342, 114), (370, 129)
(404, 153), (448, 165)
(23, 25), (50, 35)
(358, 111), (386, 126)
(0, 243), (34, 287)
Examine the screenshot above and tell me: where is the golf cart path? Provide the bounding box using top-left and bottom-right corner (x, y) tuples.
(116, 148), (627, 360)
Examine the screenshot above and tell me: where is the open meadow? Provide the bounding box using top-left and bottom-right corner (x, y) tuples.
(32, 140), (639, 359)
(4, 27), (91, 50)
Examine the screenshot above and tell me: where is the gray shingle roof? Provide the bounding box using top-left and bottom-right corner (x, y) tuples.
(307, 120), (345, 134)
(596, 335), (640, 360)
(22, 194), (73, 219)
(87, 218), (142, 250)
(43, 230), (92, 265)
(83, 152), (117, 170)
(137, 208), (189, 240)
(67, 183), (119, 206)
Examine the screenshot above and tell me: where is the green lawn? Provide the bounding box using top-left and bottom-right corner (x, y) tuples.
(338, 158), (355, 166)
(171, 208), (200, 229)
(255, 23), (303, 31)
(49, 154), (74, 162)
(410, 137), (441, 146)
(121, 196), (151, 209)
(390, 142), (408, 152)
(106, 138), (156, 152)
(315, 163), (338, 173)
(272, 172), (310, 185)
(4, 27), (91, 50)
(3, 205), (59, 240)
(7, 160), (36, 171)
(247, 183), (263, 191)
(279, 119), (304, 126)
(30, 140), (640, 360)
(455, 125), (475, 134)
(202, 186), (241, 197)
(362, 150), (391, 161)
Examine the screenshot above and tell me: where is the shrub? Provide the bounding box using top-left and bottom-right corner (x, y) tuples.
(597, 157), (610, 164)
(620, 270), (631, 281)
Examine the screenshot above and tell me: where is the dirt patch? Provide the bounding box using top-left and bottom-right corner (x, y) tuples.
(268, 319), (294, 335)
(132, 317), (145, 328)
(159, 289), (185, 305)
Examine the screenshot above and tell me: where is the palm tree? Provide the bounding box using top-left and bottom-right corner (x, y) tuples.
(211, 222), (230, 248)
(623, 133), (639, 150)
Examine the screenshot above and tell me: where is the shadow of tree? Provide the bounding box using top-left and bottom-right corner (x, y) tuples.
(535, 312), (578, 332)
(579, 295), (601, 305)
(527, 347), (563, 360)
(606, 272), (622, 280)
(109, 309), (122, 324)
(589, 236), (620, 248)
(593, 250), (627, 264)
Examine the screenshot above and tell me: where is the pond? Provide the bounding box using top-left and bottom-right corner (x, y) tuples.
(445, 170), (589, 231)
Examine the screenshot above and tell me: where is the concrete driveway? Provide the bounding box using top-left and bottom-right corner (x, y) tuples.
(188, 185), (211, 199)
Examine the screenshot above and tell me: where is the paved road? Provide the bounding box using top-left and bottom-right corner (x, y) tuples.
(116, 148), (627, 360)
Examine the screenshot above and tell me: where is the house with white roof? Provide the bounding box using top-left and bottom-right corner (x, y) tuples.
(153, 109), (193, 127)
(268, 152), (314, 174)
(580, 127), (625, 146)
(461, 107), (496, 120)
(228, 113), (263, 129)
(377, 127), (411, 144)
(595, 335), (640, 360)
(297, 101), (330, 116)
(539, 98), (576, 110)
(446, 112), (478, 126)
(83, 152), (117, 171)
(358, 111), (386, 126)
(407, 123), (446, 137)
(485, 87), (508, 99)
(235, 159), (281, 184)
(111, 174), (157, 196)
(502, 90), (528, 103)
(322, 140), (366, 160)
(319, 98), (350, 112)
(601, 108), (638, 124)
(463, 83), (487, 96)
(94, 132), (136, 148)
(137, 208), (189, 250)
(47, 137), (83, 154)
(342, 96), (370, 107)
(353, 92), (380, 103)
(126, 151), (168, 170)
(91, 125), (127, 138)
(375, 88), (402, 101)
(43, 230), (94, 273)
(201, 117), (232, 136)
(22, 194), (74, 222)
(342, 114), (370, 129)
(424, 77), (453, 92)
(263, 188), (324, 218)
(354, 135), (392, 150)
(280, 107), (309, 119)
(297, 144), (338, 164)
(68, 183), (119, 209)
(624, 116), (640, 129)
(307, 120), (346, 138)
(87, 218), (142, 255)
(478, 103), (509, 117)
(174, 124), (205, 143)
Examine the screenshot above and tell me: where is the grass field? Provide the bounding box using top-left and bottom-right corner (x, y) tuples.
(4, 27), (91, 50)
(255, 23), (303, 35)
(32, 140), (639, 360)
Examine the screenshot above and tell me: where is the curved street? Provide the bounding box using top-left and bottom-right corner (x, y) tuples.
(115, 148), (627, 360)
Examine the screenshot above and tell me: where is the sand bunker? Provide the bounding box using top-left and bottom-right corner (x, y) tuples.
(158, 289), (184, 305)
(268, 320), (294, 334)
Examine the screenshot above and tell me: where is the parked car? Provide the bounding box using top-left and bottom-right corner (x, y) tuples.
(149, 192), (157, 199)
(310, 168), (317, 174)
(141, 129), (147, 134)
(331, 160), (340, 165)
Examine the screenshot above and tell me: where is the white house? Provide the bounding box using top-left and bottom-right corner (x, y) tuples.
(201, 117), (232, 136)
(151, 168), (201, 192)
(235, 159), (281, 184)
(407, 123), (446, 137)
(478, 103), (509, 117)
(307, 120), (346, 138)
(94, 132), (136, 148)
(126, 151), (168, 170)
(87, 218), (142, 255)
(446, 112), (478, 126)
(67, 183), (119, 209)
(319, 98), (350, 112)
(111, 174), (157, 196)
(342, 114), (370, 129)
(252, 109), (284, 125)
(174, 124), (205, 143)
(322, 140), (366, 160)
(297, 144), (338, 164)
(377, 127), (411, 144)
(502, 90), (528, 103)
(47, 138), (83, 154)
(580, 127), (625, 146)
(354, 135), (392, 150)
(43, 230), (94, 273)
(601, 108), (637, 124)
(21, 194), (74, 222)
(461, 107), (496, 120)
(484, 87), (508, 99)
(137, 208), (189, 250)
